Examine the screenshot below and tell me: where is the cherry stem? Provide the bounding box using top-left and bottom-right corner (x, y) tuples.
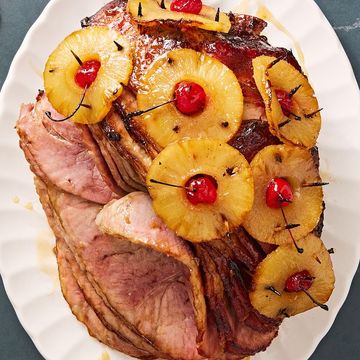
(71, 50), (83, 66)
(305, 108), (323, 119)
(302, 290), (328, 311)
(215, 8), (220, 22)
(128, 99), (175, 118)
(45, 88), (88, 122)
(288, 84), (302, 98)
(138, 2), (143, 17)
(276, 189), (292, 205)
(149, 179), (192, 191)
(302, 182), (329, 188)
(266, 286), (281, 297)
(280, 207), (304, 254)
(160, 0), (166, 9)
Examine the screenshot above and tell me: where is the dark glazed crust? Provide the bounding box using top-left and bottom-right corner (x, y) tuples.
(229, 119), (281, 162)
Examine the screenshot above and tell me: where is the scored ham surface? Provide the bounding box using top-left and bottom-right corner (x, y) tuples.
(14, 0), (316, 358)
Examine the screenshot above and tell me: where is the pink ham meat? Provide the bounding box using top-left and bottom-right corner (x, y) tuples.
(36, 179), (204, 360)
(96, 192), (207, 345)
(56, 237), (155, 359)
(16, 93), (123, 204)
(36, 178), (161, 358)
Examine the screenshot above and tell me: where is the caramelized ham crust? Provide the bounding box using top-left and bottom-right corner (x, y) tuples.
(83, 0), (299, 166)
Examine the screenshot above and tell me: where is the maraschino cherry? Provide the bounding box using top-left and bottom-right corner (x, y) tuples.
(266, 177), (293, 209)
(185, 175), (217, 205)
(285, 270), (313, 292)
(174, 81), (206, 115)
(275, 89), (293, 117)
(170, 0), (203, 14)
(75, 60), (101, 89)
(284, 270), (328, 310)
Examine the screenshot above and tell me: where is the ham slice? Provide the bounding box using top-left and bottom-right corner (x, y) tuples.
(17, 94), (123, 204)
(96, 192), (207, 347)
(36, 178), (203, 360)
(56, 237), (155, 359)
(36, 178), (161, 357)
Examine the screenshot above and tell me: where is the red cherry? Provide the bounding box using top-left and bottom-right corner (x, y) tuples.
(185, 175), (217, 205)
(170, 0), (203, 14)
(174, 81), (207, 115)
(75, 60), (101, 89)
(275, 89), (293, 116)
(285, 270), (313, 293)
(266, 177), (293, 209)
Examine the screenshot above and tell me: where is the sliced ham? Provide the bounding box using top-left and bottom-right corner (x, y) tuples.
(98, 107), (153, 181)
(88, 123), (146, 193)
(36, 179), (202, 360)
(35, 178), (161, 356)
(56, 237), (155, 359)
(96, 192), (207, 346)
(17, 94), (123, 204)
(201, 241), (279, 356)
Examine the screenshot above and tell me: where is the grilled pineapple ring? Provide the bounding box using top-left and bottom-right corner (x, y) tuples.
(250, 234), (335, 319)
(253, 55), (321, 148)
(137, 48), (243, 148)
(44, 26), (133, 124)
(243, 145), (323, 245)
(128, 0), (231, 33)
(146, 139), (254, 242)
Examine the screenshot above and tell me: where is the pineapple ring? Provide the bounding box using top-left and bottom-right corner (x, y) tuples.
(253, 55), (321, 148)
(128, 0), (231, 33)
(146, 139), (254, 242)
(243, 144), (323, 245)
(250, 234), (335, 319)
(137, 48), (243, 148)
(44, 26), (133, 124)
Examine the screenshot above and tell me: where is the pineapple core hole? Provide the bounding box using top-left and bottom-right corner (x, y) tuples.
(185, 174), (218, 205)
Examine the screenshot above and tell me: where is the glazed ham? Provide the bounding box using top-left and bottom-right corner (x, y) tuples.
(81, 0), (299, 163)
(14, 0), (315, 358)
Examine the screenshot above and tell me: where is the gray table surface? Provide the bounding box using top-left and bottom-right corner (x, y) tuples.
(0, 0), (359, 359)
